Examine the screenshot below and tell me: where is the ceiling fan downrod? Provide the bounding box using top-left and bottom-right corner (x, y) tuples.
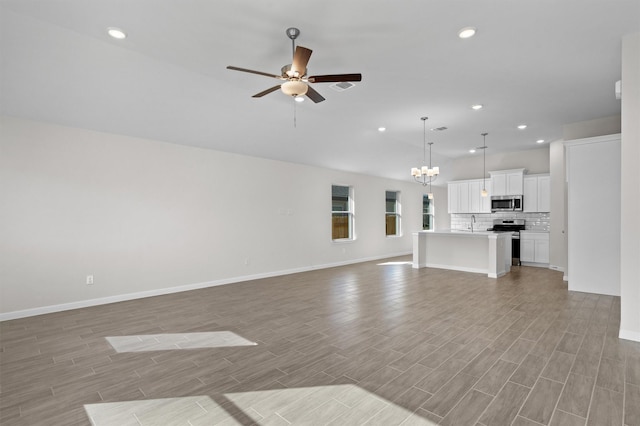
(286, 27), (300, 57)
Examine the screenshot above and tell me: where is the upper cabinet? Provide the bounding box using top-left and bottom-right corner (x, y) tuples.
(448, 169), (550, 214)
(489, 169), (525, 196)
(523, 174), (550, 212)
(448, 179), (492, 214)
(448, 182), (459, 214)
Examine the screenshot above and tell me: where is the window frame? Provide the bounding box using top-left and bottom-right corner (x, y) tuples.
(422, 194), (435, 230)
(385, 190), (401, 237)
(331, 184), (355, 241)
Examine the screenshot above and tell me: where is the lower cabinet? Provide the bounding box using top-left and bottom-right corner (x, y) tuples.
(520, 232), (549, 265)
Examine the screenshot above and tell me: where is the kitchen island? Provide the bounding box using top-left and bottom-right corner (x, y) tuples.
(412, 230), (512, 278)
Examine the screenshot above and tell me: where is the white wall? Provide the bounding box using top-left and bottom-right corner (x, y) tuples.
(448, 147), (550, 181)
(0, 116), (441, 319)
(620, 32), (640, 342)
(563, 115), (621, 140)
(549, 140), (567, 275)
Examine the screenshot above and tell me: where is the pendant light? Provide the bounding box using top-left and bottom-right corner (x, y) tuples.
(480, 132), (488, 197)
(411, 117), (439, 199)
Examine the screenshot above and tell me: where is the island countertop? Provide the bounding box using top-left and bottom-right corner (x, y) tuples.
(412, 230), (512, 278)
(417, 229), (502, 236)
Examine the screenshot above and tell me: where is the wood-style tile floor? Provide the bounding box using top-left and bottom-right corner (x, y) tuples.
(2, 257), (639, 425)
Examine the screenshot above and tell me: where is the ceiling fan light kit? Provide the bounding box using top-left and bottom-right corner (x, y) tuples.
(227, 27), (362, 104)
(281, 80), (308, 97)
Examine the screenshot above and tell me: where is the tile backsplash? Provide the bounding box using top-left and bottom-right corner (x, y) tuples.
(450, 212), (550, 232)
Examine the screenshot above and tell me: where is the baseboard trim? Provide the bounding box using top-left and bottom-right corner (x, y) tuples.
(0, 251), (411, 321)
(619, 329), (640, 343)
(549, 264), (565, 273)
(521, 262), (550, 268)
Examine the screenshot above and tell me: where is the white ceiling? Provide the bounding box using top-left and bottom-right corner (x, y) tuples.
(1, 0), (639, 183)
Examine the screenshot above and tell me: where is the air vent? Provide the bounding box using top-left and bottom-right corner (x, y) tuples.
(430, 126), (448, 131)
(329, 81), (355, 92)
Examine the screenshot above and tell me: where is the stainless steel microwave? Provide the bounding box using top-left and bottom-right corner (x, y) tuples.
(491, 195), (523, 212)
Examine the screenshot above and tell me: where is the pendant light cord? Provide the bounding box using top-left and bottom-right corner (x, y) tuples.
(482, 132), (488, 192)
(423, 118), (427, 166)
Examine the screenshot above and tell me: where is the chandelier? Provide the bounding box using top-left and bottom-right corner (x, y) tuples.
(411, 117), (439, 199)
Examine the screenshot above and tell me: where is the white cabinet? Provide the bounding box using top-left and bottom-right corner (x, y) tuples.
(458, 181), (470, 213)
(523, 175), (550, 212)
(534, 238), (550, 264)
(537, 176), (551, 212)
(489, 169), (525, 196)
(448, 179), (491, 213)
(448, 182), (459, 213)
(507, 173), (524, 195)
(521, 238), (534, 261)
(520, 232), (549, 264)
(492, 173), (507, 196)
(523, 177), (537, 212)
(469, 180), (480, 213)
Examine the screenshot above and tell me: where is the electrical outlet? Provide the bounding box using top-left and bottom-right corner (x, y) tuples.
(86, 275), (94, 285)
(244, 258), (250, 266)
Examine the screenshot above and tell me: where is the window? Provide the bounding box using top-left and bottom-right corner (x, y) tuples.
(332, 185), (354, 240)
(423, 195), (434, 230)
(385, 191), (401, 236)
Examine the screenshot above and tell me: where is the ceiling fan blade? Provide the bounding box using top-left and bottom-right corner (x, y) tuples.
(305, 85), (325, 103)
(252, 85), (281, 98)
(227, 66), (282, 79)
(307, 73), (362, 83)
(291, 46), (312, 77)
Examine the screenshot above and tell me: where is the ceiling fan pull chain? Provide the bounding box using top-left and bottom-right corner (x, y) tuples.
(293, 99), (297, 128)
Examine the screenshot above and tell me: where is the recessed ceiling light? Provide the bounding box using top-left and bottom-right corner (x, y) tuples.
(107, 27), (127, 39)
(536, 139), (545, 144)
(517, 124), (527, 130)
(378, 127), (386, 132)
(469, 149), (476, 153)
(294, 96), (305, 103)
(458, 27), (476, 39)
(471, 104), (483, 110)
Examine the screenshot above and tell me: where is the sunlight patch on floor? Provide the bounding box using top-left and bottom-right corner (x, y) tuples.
(377, 261), (413, 266)
(105, 331), (257, 353)
(223, 384), (437, 425)
(85, 385), (439, 425)
(85, 396), (229, 425)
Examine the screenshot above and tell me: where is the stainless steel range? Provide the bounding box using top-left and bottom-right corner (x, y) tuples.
(490, 219), (526, 265)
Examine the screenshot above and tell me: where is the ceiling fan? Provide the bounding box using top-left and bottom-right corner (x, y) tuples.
(227, 28), (362, 103)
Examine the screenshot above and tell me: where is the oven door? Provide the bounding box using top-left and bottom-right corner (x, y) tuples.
(512, 234), (521, 266)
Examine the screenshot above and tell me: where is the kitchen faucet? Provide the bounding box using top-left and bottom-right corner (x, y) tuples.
(470, 215), (476, 233)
